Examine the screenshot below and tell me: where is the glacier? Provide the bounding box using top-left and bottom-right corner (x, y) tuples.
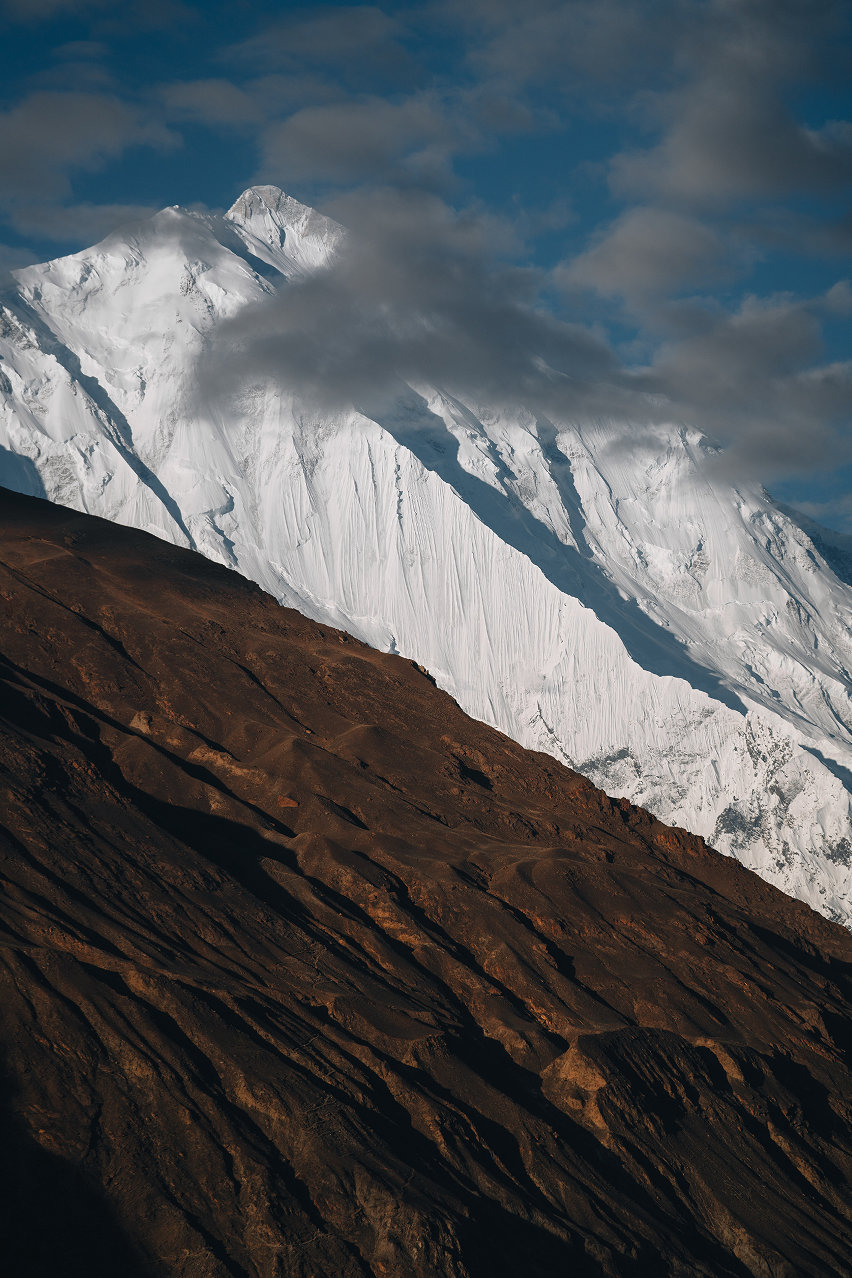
(2, 184), (852, 927)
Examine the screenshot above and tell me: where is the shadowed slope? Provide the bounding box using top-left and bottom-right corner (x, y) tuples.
(0, 487), (850, 1277)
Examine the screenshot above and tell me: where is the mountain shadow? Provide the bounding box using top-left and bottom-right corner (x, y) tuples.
(372, 390), (747, 714)
(0, 445), (46, 499)
(0, 1059), (158, 1278)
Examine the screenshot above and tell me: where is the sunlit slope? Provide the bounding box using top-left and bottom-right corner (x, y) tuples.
(2, 185), (851, 924)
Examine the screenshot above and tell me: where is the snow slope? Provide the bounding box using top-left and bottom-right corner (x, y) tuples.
(2, 185), (852, 925)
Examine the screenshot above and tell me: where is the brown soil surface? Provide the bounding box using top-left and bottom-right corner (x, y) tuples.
(1, 487), (851, 1277)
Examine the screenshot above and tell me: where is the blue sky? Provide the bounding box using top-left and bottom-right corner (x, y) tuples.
(2, 0), (851, 526)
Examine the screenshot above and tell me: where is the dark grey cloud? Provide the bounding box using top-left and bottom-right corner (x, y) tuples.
(257, 95), (459, 186)
(21, 37), (111, 94)
(243, 71), (360, 114)
(787, 491), (852, 535)
(216, 6), (470, 191)
(460, 0), (688, 90)
(229, 5), (417, 86)
(52, 39), (109, 57)
(30, 58), (116, 93)
(203, 188), (634, 421)
(200, 187), (852, 492)
(449, 0), (852, 237)
(609, 0), (852, 207)
(10, 199), (162, 242)
(612, 80), (852, 208)
(0, 242), (37, 278)
(718, 207), (852, 261)
(560, 207), (727, 305)
(159, 78), (262, 127)
(524, 0), (852, 478)
(163, 71), (352, 128)
(0, 91), (177, 239)
(0, 92), (174, 201)
(636, 288), (852, 478)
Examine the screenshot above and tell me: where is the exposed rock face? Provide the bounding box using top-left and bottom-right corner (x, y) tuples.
(1, 487), (850, 1278)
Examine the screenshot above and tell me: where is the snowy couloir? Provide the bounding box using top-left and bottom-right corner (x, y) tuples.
(2, 185), (852, 925)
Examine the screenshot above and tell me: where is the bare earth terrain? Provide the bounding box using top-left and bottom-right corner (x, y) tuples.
(0, 487), (850, 1277)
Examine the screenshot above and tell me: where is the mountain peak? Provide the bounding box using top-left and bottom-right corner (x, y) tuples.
(226, 185), (311, 225)
(224, 185), (342, 269)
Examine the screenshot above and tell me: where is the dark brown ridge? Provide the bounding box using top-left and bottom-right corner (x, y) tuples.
(0, 486), (850, 1277)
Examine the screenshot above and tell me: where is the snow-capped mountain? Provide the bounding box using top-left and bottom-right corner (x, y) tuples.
(2, 185), (852, 926)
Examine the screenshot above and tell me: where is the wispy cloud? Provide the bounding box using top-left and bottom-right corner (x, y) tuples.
(204, 188), (633, 421)
(257, 95), (461, 187)
(0, 91), (168, 200)
(0, 91), (178, 234)
(158, 78), (262, 127)
(228, 5), (414, 82)
(202, 186), (852, 490)
(637, 287), (852, 477)
(559, 207), (729, 306)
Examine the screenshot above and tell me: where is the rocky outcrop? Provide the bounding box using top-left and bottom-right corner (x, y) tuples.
(1, 487), (850, 1277)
